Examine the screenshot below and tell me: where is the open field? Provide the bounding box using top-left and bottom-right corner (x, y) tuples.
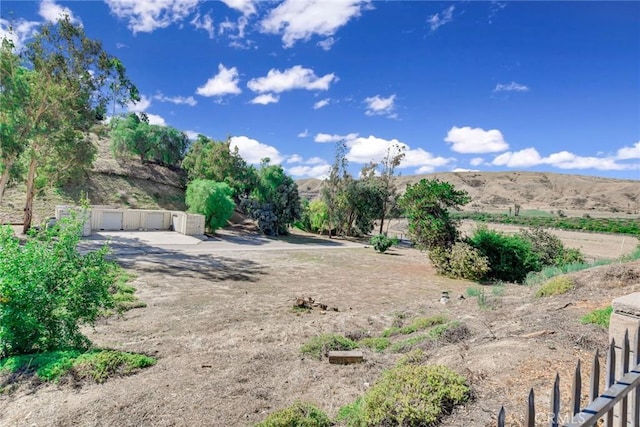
(2, 229), (638, 427)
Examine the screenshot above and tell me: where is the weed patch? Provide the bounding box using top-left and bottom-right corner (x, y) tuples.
(581, 306), (613, 328)
(256, 401), (331, 427)
(358, 337), (390, 352)
(536, 276), (574, 297)
(382, 315), (447, 337)
(300, 334), (358, 360)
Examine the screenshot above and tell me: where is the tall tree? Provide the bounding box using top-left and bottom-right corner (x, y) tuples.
(377, 144), (405, 234)
(321, 140), (351, 238)
(399, 178), (470, 251)
(182, 136), (257, 201)
(1, 16), (138, 232)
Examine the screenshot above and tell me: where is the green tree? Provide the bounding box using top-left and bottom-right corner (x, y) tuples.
(1, 16), (138, 233)
(242, 160), (301, 236)
(377, 144), (406, 234)
(321, 140), (351, 238)
(110, 113), (154, 162)
(399, 178), (471, 251)
(0, 214), (116, 356)
(185, 180), (235, 231)
(149, 125), (189, 167)
(182, 135), (257, 201)
(342, 166), (386, 236)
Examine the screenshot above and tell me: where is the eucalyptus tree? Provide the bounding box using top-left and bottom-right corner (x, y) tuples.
(1, 16), (138, 232)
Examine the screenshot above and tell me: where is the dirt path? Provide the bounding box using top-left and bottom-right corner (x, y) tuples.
(1, 233), (638, 427)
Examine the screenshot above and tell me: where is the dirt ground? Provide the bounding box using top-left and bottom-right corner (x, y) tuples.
(1, 229), (639, 427)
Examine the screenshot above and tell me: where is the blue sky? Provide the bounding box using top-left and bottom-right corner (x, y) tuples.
(2, 1), (639, 180)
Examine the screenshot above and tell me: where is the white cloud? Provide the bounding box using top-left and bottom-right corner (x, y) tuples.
(260, 0), (370, 48)
(364, 94), (396, 118)
(191, 13), (214, 39)
(287, 154), (303, 164)
(346, 135), (453, 173)
(305, 156), (327, 165)
(229, 136), (283, 164)
(494, 82), (529, 92)
(317, 37), (336, 51)
(221, 0), (256, 16)
(314, 133), (359, 143)
(288, 163), (331, 179)
(250, 93), (279, 105)
(196, 64), (242, 97)
(428, 5), (454, 32)
(247, 65), (337, 94)
(104, 0), (200, 33)
(39, 0), (81, 24)
(470, 157), (485, 166)
(184, 130), (200, 140)
(313, 98), (330, 109)
(116, 42), (127, 49)
(445, 126), (509, 154)
(154, 93), (197, 106)
(617, 141), (640, 160)
(492, 148), (542, 168)
(297, 129), (309, 138)
(492, 147), (637, 171)
(146, 113), (166, 126)
(127, 95), (152, 112)
(0, 18), (40, 50)
(219, 16), (249, 44)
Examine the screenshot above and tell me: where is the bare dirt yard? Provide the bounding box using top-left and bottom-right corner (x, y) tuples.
(1, 229), (639, 427)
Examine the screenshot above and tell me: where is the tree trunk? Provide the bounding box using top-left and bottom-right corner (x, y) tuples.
(0, 157), (16, 204)
(22, 155), (38, 234)
(378, 209), (386, 235)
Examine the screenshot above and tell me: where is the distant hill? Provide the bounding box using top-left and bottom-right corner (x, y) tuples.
(2, 136), (638, 226)
(297, 171), (640, 215)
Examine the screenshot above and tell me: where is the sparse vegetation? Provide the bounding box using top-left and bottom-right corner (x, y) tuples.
(358, 337), (390, 352)
(0, 349), (155, 383)
(300, 334), (358, 360)
(535, 276), (575, 297)
(337, 365), (470, 426)
(381, 315), (447, 337)
(581, 306), (613, 328)
(256, 401), (331, 427)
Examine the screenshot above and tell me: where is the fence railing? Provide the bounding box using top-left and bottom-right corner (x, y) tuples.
(498, 325), (640, 427)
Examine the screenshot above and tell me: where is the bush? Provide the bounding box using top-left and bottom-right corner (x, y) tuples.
(358, 337), (390, 352)
(469, 227), (541, 283)
(581, 306), (613, 328)
(0, 216), (116, 357)
(256, 401), (331, 427)
(185, 179), (235, 231)
(428, 246), (451, 275)
(300, 334), (358, 360)
(519, 227), (565, 267)
(535, 276), (574, 297)
(369, 234), (396, 253)
(556, 247), (586, 266)
(341, 365), (469, 426)
(447, 242), (490, 281)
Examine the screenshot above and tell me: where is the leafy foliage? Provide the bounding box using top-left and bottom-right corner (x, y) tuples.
(581, 306), (613, 328)
(182, 135), (258, 201)
(430, 242), (490, 281)
(519, 227), (585, 267)
(243, 161), (301, 236)
(0, 215), (116, 357)
(185, 180), (235, 231)
(0, 349), (155, 383)
(369, 234), (397, 253)
(110, 113), (189, 165)
(469, 227), (541, 283)
(399, 178), (470, 251)
(256, 401), (331, 427)
(340, 365), (469, 426)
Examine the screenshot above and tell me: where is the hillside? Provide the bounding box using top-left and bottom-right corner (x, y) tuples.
(297, 171), (640, 215)
(1, 136), (638, 226)
(0, 135), (187, 225)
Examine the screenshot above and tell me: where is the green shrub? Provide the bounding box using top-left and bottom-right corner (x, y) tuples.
(300, 334), (358, 360)
(581, 306), (613, 328)
(389, 335), (430, 353)
(369, 234), (396, 253)
(256, 401), (331, 427)
(185, 179), (235, 231)
(336, 398), (366, 427)
(556, 247), (586, 266)
(428, 246), (451, 275)
(0, 216), (116, 357)
(382, 315), (447, 337)
(535, 276), (574, 297)
(519, 227), (565, 267)
(342, 365), (469, 426)
(446, 242), (490, 281)
(358, 337), (390, 352)
(0, 349), (155, 383)
(469, 227), (541, 283)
